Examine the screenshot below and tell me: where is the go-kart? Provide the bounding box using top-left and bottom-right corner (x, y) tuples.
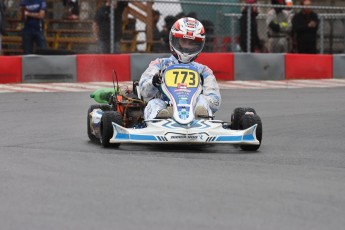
(87, 64), (262, 151)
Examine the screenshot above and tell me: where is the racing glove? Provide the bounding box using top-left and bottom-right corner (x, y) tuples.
(152, 72), (162, 87)
(280, 22), (289, 29)
(269, 21), (281, 33)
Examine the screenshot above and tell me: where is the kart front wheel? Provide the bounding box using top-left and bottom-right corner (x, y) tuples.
(240, 114), (262, 151)
(231, 107), (257, 130)
(100, 111), (123, 148)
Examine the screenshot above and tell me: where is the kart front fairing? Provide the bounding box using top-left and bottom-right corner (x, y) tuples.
(109, 119), (259, 145)
(108, 64), (260, 146)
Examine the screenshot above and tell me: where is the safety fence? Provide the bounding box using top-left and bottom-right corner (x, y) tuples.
(221, 3), (345, 54)
(1, 0), (345, 55)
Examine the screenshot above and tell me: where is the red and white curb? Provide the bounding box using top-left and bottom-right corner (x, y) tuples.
(1, 79), (345, 93)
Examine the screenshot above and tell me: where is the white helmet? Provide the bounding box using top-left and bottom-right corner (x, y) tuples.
(169, 17), (206, 63)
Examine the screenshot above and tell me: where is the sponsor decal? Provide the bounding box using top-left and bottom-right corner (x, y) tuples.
(170, 135), (198, 139)
(165, 132), (208, 140)
(26, 4), (41, 11)
(177, 83), (187, 89)
(183, 35), (195, 40)
(174, 88), (191, 93)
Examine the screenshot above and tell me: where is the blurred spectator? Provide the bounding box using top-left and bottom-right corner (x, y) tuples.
(93, 0), (128, 54)
(187, 11), (197, 19)
(239, 0), (262, 52)
(202, 20), (215, 52)
(286, 0), (293, 7)
(292, 0), (319, 54)
(285, 0), (296, 51)
(0, 0), (5, 55)
(175, 12), (185, 20)
(63, 0), (79, 20)
(285, 0), (295, 17)
(160, 15), (176, 52)
(266, 0), (292, 53)
(151, 9), (163, 53)
(20, 0), (47, 55)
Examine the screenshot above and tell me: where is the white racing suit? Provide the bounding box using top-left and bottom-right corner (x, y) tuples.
(139, 55), (221, 120)
(266, 9), (292, 53)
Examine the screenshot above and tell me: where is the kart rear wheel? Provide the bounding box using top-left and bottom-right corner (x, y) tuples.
(240, 114), (262, 151)
(87, 104), (101, 143)
(100, 111), (123, 148)
(231, 107), (257, 130)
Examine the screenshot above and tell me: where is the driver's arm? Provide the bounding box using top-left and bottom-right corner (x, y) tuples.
(201, 67), (221, 114)
(139, 59), (161, 99)
(24, 9), (45, 19)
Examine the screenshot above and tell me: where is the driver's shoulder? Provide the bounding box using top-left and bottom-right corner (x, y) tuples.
(192, 61), (211, 72)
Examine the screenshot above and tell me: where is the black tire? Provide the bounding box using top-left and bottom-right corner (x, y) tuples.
(100, 111), (123, 148)
(239, 114), (262, 151)
(100, 104), (112, 111)
(231, 107), (257, 130)
(87, 104), (101, 143)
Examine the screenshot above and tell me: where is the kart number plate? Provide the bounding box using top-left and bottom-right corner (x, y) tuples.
(164, 68), (199, 88)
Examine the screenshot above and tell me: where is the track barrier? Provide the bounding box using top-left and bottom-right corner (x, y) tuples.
(0, 53), (341, 83)
(285, 54), (333, 80)
(76, 54), (130, 82)
(0, 56), (22, 83)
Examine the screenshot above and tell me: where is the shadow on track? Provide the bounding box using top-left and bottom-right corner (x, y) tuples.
(86, 141), (261, 157)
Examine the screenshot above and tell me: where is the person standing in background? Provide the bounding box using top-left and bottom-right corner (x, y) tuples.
(93, 0), (128, 54)
(160, 15), (176, 52)
(63, 0), (79, 20)
(21, 0), (47, 54)
(292, 0), (319, 54)
(266, 0), (292, 53)
(151, 9), (163, 53)
(239, 0), (262, 52)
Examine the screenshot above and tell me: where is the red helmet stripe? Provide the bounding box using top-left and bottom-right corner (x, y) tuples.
(172, 32), (205, 42)
(175, 22), (180, 30)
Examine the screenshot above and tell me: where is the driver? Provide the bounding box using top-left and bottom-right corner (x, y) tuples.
(139, 17), (221, 120)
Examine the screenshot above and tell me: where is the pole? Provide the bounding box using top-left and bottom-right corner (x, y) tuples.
(110, 0), (115, 54)
(246, 5), (252, 53)
(320, 16), (324, 54)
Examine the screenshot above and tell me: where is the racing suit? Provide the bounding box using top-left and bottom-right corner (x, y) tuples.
(139, 55), (221, 120)
(266, 8), (292, 53)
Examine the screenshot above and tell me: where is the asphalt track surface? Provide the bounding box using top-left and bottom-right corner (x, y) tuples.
(1, 87), (345, 230)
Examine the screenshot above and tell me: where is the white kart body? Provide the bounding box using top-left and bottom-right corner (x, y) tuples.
(109, 119), (259, 145)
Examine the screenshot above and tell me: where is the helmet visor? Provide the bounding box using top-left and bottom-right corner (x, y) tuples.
(171, 36), (204, 55)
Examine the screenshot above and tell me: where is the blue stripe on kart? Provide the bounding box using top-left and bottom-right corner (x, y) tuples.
(115, 133), (157, 141)
(130, 134), (157, 141)
(216, 133), (255, 142)
(215, 136), (242, 142)
(113, 124), (158, 141)
(243, 134), (255, 141)
(115, 133), (130, 139)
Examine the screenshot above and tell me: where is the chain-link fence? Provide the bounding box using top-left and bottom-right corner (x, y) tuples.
(1, 0), (345, 55)
(219, 2), (345, 54)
